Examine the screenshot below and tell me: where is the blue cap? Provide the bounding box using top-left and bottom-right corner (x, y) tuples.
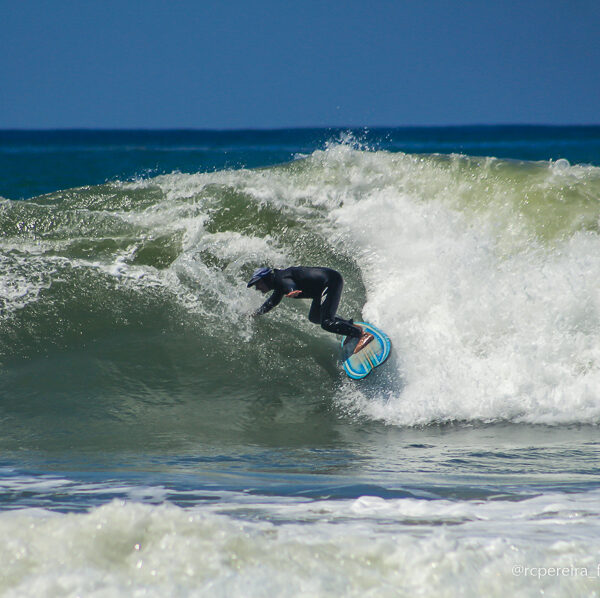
(247, 267), (272, 287)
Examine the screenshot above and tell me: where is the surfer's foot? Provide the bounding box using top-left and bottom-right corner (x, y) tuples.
(353, 331), (374, 354)
(343, 323), (362, 347)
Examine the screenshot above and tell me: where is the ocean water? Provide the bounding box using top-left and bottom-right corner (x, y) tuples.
(1, 127), (600, 597)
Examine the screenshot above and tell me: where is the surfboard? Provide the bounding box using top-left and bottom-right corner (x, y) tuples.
(341, 321), (391, 379)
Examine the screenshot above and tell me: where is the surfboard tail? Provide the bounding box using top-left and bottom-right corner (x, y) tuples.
(341, 322), (391, 380)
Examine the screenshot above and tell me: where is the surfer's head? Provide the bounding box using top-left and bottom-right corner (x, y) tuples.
(247, 267), (273, 293)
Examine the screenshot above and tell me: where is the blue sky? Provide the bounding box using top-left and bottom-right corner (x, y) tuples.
(1, 0), (599, 128)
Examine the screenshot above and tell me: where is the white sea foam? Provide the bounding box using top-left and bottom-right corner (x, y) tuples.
(295, 147), (600, 426)
(0, 252), (56, 315)
(1, 491), (599, 597)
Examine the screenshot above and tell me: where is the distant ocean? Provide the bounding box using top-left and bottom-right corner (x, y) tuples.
(1, 127), (600, 596)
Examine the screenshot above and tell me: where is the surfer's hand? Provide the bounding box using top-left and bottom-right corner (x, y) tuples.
(286, 290), (302, 298)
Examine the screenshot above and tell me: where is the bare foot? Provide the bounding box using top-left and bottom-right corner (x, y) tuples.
(353, 332), (374, 354)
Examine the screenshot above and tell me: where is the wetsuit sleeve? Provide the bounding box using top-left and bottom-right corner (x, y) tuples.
(255, 290), (284, 315)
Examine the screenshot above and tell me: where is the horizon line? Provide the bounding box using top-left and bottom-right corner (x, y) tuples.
(1, 123), (600, 133)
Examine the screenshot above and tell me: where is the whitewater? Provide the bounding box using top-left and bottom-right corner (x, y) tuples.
(1, 128), (599, 596)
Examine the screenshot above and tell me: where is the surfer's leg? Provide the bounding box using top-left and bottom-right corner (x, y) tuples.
(318, 272), (374, 353)
(319, 274), (362, 338)
(322, 316), (360, 337)
(308, 298), (321, 324)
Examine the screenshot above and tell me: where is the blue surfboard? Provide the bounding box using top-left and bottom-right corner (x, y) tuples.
(341, 321), (391, 379)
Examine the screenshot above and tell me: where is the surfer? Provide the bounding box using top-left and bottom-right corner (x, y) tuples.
(247, 266), (374, 354)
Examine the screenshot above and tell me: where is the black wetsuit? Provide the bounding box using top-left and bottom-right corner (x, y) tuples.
(256, 267), (362, 338)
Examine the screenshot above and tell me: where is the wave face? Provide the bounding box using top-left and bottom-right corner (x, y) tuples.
(1, 143), (600, 445)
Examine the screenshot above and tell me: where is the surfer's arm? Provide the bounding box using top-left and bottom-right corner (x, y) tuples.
(254, 290), (284, 316)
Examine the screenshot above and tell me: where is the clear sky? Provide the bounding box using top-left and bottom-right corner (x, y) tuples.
(1, 0), (599, 129)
